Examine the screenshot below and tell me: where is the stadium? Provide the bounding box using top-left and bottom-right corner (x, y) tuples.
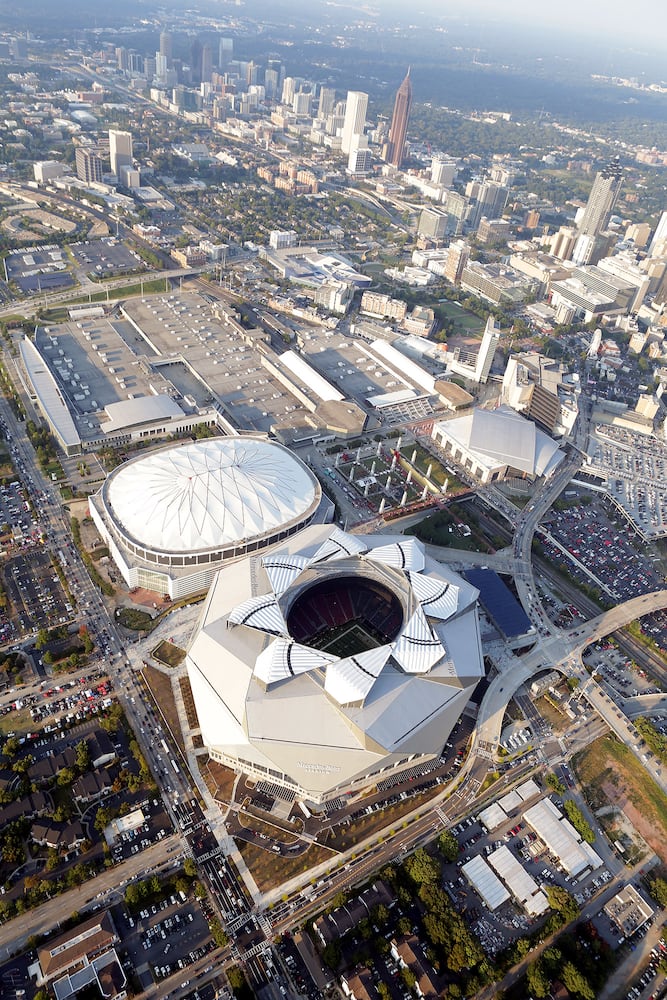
(88, 436), (323, 599)
(186, 525), (484, 805)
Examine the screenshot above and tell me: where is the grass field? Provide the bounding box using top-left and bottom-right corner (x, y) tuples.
(314, 621), (381, 656)
(573, 734), (667, 863)
(152, 639), (186, 668)
(437, 301), (485, 335)
(237, 839), (337, 894)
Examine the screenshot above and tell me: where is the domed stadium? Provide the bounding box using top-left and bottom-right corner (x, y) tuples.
(88, 436), (322, 599)
(186, 525), (485, 806)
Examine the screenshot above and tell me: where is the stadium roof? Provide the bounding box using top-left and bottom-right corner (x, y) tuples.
(462, 855), (510, 910)
(186, 525), (484, 801)
(433, 405), (564, 478)
(105, 436), (318, 554)
(464, 567), (533, 640)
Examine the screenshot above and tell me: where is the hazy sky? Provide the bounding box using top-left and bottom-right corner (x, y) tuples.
(375, 0), (667, 50)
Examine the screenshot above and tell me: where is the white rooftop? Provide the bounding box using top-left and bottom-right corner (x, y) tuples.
(105, 436), (318, 554)
(488, 845), (550, 915)
(19, 338), (81, 450)
(434, 405), (564, 478)
(462, 855), (511, 910)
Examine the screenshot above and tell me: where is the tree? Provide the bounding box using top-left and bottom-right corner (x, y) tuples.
(526, 959), (550, 998)
(561, 961), (595, 1000)
(545, 772), (566, 794)
(75, 741), (90, 773)
(647, 876), (667, 907)
(404, 847), (441, 886)
(321, 941), (341, 970)
(183, 857), (197, 878)
(209, 916), (229, 948)
(437, 829), (459, 862)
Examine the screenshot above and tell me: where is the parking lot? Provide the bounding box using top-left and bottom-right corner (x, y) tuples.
(69, 237), (145, 279)
(120, 894), (214, 988)
(0, 549), (70, 641)
(4, 244), (74, 294)
(588, 423), (667, 540)
(540, 492), (667, 649)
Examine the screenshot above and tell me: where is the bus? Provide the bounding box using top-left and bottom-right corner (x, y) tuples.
(161, 739), (169, 755)
(171, 759), (180, 775)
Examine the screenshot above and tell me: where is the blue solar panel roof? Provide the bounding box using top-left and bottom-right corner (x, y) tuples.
(464, 568), (532, 639)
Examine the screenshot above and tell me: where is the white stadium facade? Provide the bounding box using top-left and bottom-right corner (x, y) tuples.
(89, 436), (324, 599)
(186, 525), (484, 806)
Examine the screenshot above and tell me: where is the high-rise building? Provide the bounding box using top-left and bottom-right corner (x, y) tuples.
(475, 317), (501, 383)
(341, 91), (368, 156)
(116, 47), (129, 72)
(318, 87), (336, 119)
(281, 76), (296, 107)
(578, 157), (623, 238)
(159, 31), (172, 64)
(293, 91), (311, 117)
(108, 129), (133, 178)
(189, 37), (203, 85)
(648, 210), (667, 257)
(201, 44), (212, 84)
(218, 37), (233, 69)
(445, 240), (470, 286)
(347, 139), (372, 177)
(468, 181), (509, 231)
(264, 68), (279, 100)
(383, 68), (412, 169)
(431, 155), (457, 187)
(75, 148), (103, 185)
(418, 207), (448, 241)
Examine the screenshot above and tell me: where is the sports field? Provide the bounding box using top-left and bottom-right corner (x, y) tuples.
(311, 620), (383, 657)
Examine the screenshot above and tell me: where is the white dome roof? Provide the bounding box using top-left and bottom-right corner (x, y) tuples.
(106, 437), (318, 554)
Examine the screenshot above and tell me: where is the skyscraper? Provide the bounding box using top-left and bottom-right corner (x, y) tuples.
(201, 44), (212, 84)
(341, 91), (368, 156)
(383, 68), (412, 169)
(159, 31), (172, 65)
(578, 156), (623, 238)
(318, 86), (336, 119)
(475, 317), (501, 383)
(75, 147), (103, 185)
(108, 129), (133, 178)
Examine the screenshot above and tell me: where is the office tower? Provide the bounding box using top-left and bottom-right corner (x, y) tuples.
(648, 210), (667, 257)
(201, 44), (212, 84)
(246, 61), (259, 87)
(341, 91), (368, 156)
(383, 68), (412, 169)
(578, 156), (623, 238)
(318, 86), (336, 119)
(264, 69), (279, 100)
(75, 148), (103, 185)
(475, 317), (501, 383)
(431, 155), (457, 187)
(190, 37), (203, 85)
(293, 91), (311, 117)
(469, 181), (508, 231)
(116, 47), (129, 72)
(159, 31), (172, 64)
(418, 207), (448, 241)
(281, 76), (296, 106)
(347, 138), (372, 176)
(218, 37), (233, 68)
(445, 240), (470, 285)
(108, 129), (133, 178)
